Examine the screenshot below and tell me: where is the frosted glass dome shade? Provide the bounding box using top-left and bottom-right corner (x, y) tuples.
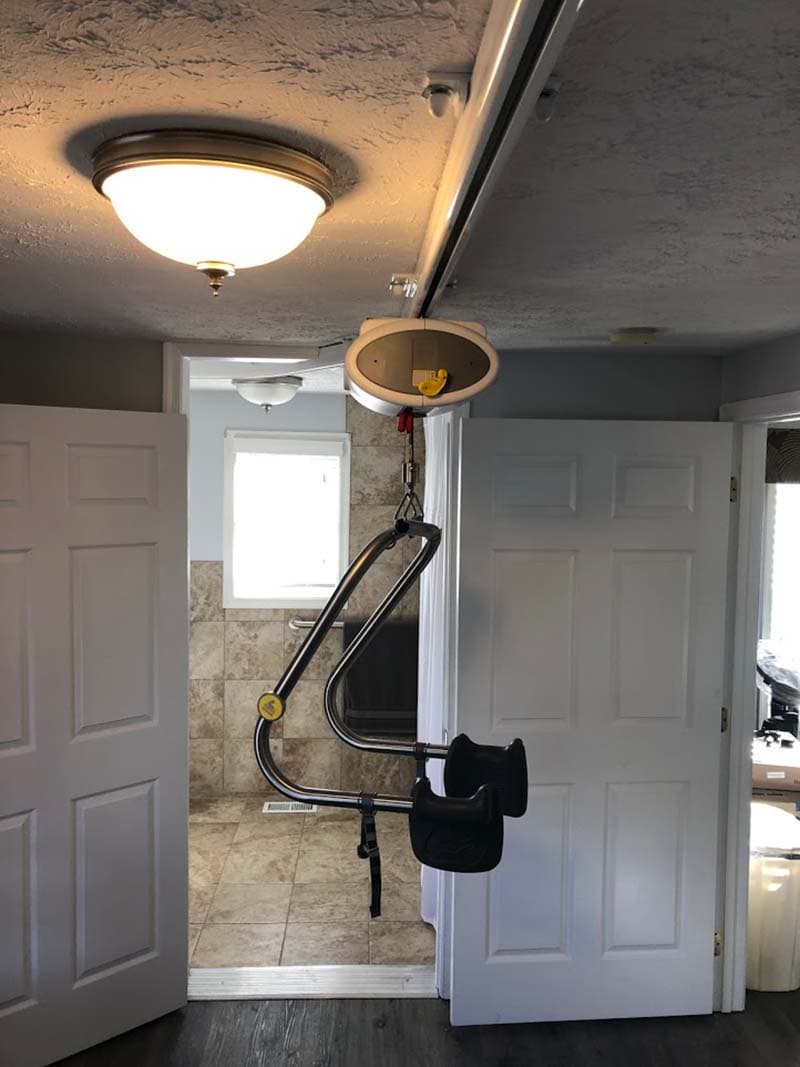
(101, 164), (326, 270)
(234, 377), (302, 408)
(92, 132), (333, 282)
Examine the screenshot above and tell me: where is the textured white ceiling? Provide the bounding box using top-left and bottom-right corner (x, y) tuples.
(0, 0), (490, 343)
(438, 0), (800, 352)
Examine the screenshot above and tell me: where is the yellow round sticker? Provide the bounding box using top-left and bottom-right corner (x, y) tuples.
(258, 692), (284, 722)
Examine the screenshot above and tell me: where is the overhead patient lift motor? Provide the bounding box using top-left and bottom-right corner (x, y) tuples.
(254, 323), (525, 917)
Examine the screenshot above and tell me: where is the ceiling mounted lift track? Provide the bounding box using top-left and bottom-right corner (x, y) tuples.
(408, 0), (581, 318)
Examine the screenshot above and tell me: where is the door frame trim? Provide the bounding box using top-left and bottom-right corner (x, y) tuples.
(720, 389), (800, 1011)
(170, 343), (444, 996)
(162, 341), (337, 415)
(720, 422), (767, 1012)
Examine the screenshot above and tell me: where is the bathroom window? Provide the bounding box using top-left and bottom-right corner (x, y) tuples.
(223, 430), (350, 609)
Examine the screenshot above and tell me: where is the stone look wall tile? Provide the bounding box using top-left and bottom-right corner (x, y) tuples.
(190, 680), (224, 739)
(345, 560), (405, 620)
(190, 738), (224, 794)
(281, 679), (330, 739)
(349, 504), (397, 556)
(350, 446), (400, 507)
(282, 739), (341, 791)
(225, 607), (285, 621)
(225, 620), (284, 680)
(340, 747), (415, 796)
(346, 399), (401, 448)
(284, 622), (343, 680)
(191, 562), (223, 622)
(225, 679), (282, 739)
(224, 737), (283, 795)
(190, 622), (225, 680)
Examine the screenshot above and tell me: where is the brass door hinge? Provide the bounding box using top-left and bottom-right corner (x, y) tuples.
(730, 476), (738, 503)
(721, 707), (729, 733)
(714, 931), (722, 957)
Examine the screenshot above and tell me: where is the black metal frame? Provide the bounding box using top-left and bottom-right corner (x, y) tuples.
(254, 518), (445, 814)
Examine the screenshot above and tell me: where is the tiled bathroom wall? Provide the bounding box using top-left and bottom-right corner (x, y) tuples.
(189, 398), (424, 799)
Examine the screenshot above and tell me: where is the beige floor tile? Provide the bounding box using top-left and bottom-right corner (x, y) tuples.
(240, 796), (277, 820)
(220, 836), (301, 885)
(281, 922), (369, 966)
(192, 923), (285, 967)
(232, 814), (304, 845)
(189, 823), (238, 888)
(294, 821), (369, 885)
(207, 883), (292, 924)
(303, 807), (361, 831)
(374, 878), (423, 922)
(288, 872), (420, 924)
(375, 811), (409, 835)
(380, 828), (423, 884)
(188, 924), (203, 959)
(189, 883), (215, 924)
(288, 882), (371, 924)
(189, 796), (247, 823)
(370, 921), (435, 965)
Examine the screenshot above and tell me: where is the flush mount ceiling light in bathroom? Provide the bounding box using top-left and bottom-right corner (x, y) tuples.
(233, 376), (303, 412)
(92, 130), (333, 294)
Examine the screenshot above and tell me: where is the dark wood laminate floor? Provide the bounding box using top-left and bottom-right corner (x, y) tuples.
(56, 991), (800, 1067)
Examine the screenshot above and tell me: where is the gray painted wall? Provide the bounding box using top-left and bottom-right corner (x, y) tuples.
(0, 330), (163, 411)
(721, 334), (800, 404)
(189, 387), (347, 560)
(0, 333), (737, 424)
(471, 350), (724, 421)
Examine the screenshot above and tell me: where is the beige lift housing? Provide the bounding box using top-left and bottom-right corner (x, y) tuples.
(345, 318), (499, 416)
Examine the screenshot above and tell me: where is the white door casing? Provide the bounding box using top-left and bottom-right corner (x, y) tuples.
(450, 419), (733, 1025)
(0, 404), (188, 1066)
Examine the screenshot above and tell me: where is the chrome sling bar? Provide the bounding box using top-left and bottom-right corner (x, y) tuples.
(323, 519), (448, 760)
(254, 518), (443, 813)
(255, 717), (412, 813)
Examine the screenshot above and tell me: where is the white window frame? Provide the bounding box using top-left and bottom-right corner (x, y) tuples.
(223, 429), (350, 610)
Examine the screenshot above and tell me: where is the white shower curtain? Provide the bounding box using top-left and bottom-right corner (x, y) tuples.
(417, 407), (462, 926)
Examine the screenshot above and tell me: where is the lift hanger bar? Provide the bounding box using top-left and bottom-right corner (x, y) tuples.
(254, 518), (443, 814)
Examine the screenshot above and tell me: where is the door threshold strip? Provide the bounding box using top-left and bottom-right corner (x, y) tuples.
(188, 964), (437, 1000)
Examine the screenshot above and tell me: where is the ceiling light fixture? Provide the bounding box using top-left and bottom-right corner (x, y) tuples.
(233, 376), (303, 413)
(92, 131), (334, 294)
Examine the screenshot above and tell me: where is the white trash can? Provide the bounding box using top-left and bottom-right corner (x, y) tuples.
(747, 801), (800, 991)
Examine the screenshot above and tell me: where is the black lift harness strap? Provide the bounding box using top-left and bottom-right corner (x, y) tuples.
(357, 793), (382, 918)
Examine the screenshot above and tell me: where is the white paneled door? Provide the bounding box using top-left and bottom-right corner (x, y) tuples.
(0, 404), (188, 1066)
(451, 419), (733, 1025)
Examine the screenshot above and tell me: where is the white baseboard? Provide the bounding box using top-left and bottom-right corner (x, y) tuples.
(188, 964), (438, 1000)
